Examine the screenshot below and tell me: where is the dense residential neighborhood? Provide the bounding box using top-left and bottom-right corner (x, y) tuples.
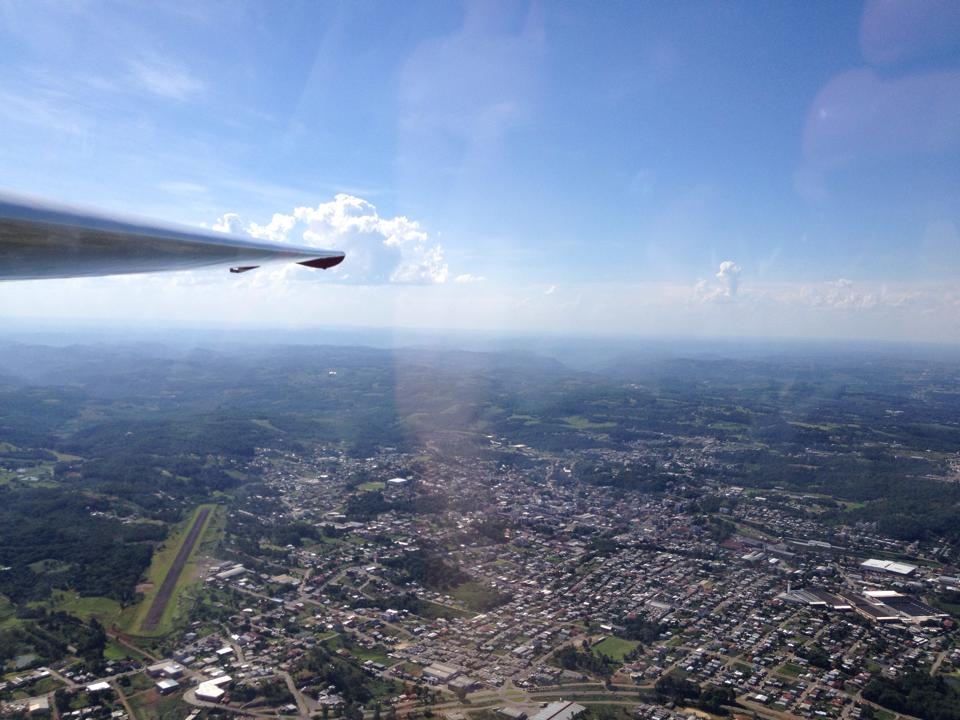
(7, 437), (957, 720)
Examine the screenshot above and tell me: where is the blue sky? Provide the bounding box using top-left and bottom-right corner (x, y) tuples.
(1, 0), (959, 341)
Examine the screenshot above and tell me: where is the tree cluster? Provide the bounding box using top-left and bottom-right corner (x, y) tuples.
(863, 671), (960, 720)
(552, 644), (617, 678)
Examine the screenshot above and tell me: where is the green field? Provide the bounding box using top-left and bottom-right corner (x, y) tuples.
(104, 638), (148, 662)
(933, 596), (960, 620)
(563, 415), (617, 430)
(417, 599), (473, 620)
(592, 636), (640, 661)
(0, 596), (19, 629)
(451, 580), (507, 613)
(28, 559), (74, 577)
(128, 689), (191, 720)
(351, 645), (395, 666)
(48, 591), (126, 626)
(120, 673), (157, 693)
(778, 662), (804, 678)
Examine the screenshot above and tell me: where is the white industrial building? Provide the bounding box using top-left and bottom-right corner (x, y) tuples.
(860, 558), (917, 576)
(195, 675), (232, 703)
(529, 701), (586, 720)
(156, 678), (180, 695)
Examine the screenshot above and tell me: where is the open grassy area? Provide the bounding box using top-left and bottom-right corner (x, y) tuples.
(104, 638), (149, 662)
(563, 415), (617, 430)
(417, 599), (473, 620)
(778, 662), (804, 678)
(592, 636), (640, 662)
(0, 596), (19, 629)
(323, 634), (395, 667)
(351, 645), (395, 666)
(451, 580), (509, 613)
(48, 591), (129, 628)
(52, 451), (83, 461)
(708, 421), (749, 434)
(932, 596), (960, 620)
(28, 559), (72, 574)
(119, 673), (157, 693)
(196, 504), (226, 556)
(7, 676), (63, 699)
(507, 414), (541, 425)
(126, 504), (224, 637)
(250, 418), (282, 432)
(357, 481), (386, 491)
(127, 688), (191, 720)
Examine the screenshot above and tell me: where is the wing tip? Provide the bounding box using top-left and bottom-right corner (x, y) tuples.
(298, 254), (345, 270)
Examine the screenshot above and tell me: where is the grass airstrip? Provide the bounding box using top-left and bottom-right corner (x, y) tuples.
(44, 503), (225, 638)
(130, 503), (224, 636)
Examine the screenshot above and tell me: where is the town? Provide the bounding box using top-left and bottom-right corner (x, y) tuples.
(6, 435), (957, 720)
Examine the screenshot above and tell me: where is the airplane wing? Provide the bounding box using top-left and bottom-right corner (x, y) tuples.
(0, 193), (344, 281)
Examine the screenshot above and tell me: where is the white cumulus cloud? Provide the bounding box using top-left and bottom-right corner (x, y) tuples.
(212, 213), (245, 234)
(214, 194), (449, 285)
(693, 260), (742, 303)
(715, 260), (742, 297)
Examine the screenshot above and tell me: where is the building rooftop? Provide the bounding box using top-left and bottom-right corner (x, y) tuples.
(530, 701), (586, 720)
(860, 559), (917, 575)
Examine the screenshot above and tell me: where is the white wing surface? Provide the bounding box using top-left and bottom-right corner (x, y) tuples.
(0, 194), (344, 281)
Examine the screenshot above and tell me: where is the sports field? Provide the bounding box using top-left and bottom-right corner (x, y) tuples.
(593, 636), (640, 661)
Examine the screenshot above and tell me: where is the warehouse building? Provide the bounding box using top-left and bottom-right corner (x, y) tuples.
(860, 559), (917, 576)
